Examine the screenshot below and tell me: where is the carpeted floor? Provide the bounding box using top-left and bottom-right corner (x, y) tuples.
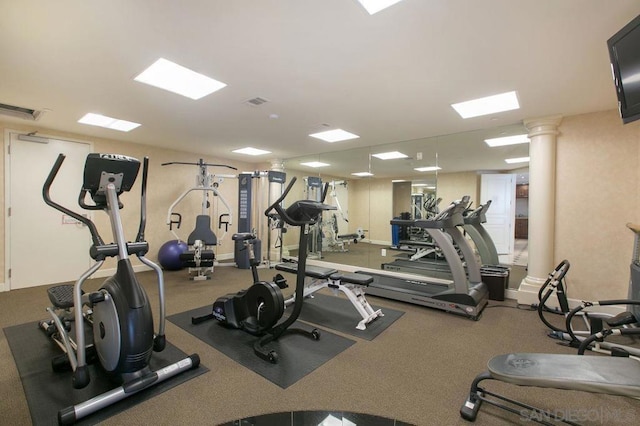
(1, 264), (639, 425)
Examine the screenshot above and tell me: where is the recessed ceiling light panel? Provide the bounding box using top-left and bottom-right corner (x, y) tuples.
(372, 151), (408, 160)
(309, 129), (360, 143)
(232, 147), (271, 156)
(78, 113), (140, 132)
(134, 58), (227, 100)
(413, 166), (441, 172)
(485, 134), (530, 147)
(351, 171), (374, 177)
(505, 156), (530, 164)
(358, 0), (404, 15)
(301, 161), (330, 168)
(451, 91), (520, 119)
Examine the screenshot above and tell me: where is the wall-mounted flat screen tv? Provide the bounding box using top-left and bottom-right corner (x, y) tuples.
(607, 14), (640, 124)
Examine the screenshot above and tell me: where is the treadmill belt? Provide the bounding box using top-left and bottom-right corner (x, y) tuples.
(356, 271), (450, 297)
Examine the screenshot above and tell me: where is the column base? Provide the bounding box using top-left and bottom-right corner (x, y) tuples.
(516, 275), (547, 305)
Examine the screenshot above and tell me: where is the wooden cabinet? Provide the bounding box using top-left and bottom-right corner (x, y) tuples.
(516, 184), (529, 198)
(515, 218), (528, 239)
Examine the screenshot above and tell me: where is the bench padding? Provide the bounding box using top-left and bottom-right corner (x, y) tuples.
(330, 273), (373, 286)
(488, 353), (640, 398)
(275, 263), (337, 279)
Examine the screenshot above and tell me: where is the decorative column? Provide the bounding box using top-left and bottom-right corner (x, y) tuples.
(517, 115), (562, 304)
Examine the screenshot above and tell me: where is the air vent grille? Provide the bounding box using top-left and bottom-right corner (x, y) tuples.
(0, 102), (44, 121)
(244, 97), (269, 107)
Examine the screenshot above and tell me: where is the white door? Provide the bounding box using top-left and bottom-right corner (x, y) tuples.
(7, 132), (92, 289)
(480, 174), (516, 255)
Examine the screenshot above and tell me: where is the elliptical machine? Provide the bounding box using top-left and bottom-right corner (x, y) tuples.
(40, 153), (200, 425)
(192, 177), (336, 363)
(538, 226), (640, 358)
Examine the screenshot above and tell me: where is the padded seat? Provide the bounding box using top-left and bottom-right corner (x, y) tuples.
(330, 272), (373, 286)
(488, 353), (640, 398)
(337, 233), (359, 239)
(275, 263), (337, 279)
(187, 215), (217, 245)
(180, 251), (215, 261)
(180, 249), (215, 268)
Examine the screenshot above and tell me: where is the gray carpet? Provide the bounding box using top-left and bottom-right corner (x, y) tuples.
(1, 267), (639, 425)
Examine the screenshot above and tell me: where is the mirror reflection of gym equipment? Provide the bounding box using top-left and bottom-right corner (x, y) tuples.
(321, 180), (366, 253)
(364, 196), (489, 320)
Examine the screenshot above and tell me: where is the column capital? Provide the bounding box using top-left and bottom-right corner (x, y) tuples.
(524, 114), (563, 138)
(270, 158), (284, 171)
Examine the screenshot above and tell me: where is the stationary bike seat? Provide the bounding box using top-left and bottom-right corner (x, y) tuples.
(47, 285), (78, 309)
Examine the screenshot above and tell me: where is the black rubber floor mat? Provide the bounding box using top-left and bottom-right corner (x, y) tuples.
(295, 293), (404, 340)
(4, 322), (208, 426)
(168, 306), (355, 389)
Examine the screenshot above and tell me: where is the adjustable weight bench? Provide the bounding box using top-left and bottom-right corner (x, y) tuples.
(275, 262), (384, 330)
(461, 328), (640, 424)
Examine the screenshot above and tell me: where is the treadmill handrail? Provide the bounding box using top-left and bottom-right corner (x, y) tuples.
(391, 196), (470, 228)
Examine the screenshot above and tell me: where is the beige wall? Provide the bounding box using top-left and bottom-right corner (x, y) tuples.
(368, 179), (393, 243)
(1, 121), (261, 278)
(348, 179), (371, 242)
(3, 109), (640, 302)
(555, 110), (640, 301)
(436, 171), (480, 208)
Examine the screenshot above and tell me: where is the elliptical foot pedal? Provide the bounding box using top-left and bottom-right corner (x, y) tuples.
(606, 311), (637, 327)
(47, 285), (76, 309)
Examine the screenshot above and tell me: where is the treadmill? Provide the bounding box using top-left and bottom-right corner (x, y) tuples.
(382, 199), (508, 279)
(363, 196), (489, 320)
(381, 240), (459, 280)
(462, 200), (499, 265)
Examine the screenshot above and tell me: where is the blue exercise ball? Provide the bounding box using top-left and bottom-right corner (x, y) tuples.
(158, 240), (188, 270)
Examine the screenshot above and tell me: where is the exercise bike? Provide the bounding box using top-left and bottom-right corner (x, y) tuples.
(40, 153), (200, 425)
(192, 176), (336, 363)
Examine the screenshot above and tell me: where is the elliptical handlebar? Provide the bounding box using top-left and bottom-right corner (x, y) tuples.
(43, 154), (104, 246)
(135, 157), (149, 243)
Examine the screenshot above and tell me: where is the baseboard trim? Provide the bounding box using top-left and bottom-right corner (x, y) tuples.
(515, 281), (625, 315)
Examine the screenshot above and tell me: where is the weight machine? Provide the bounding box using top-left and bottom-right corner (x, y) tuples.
(322, 180), (366, 252)
(236, 170), (287, 269)
(163, 159), (236, 280)
(304, 176), (325, 260)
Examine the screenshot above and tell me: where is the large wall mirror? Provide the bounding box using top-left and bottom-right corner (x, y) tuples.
(283, 123), (529, 289)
